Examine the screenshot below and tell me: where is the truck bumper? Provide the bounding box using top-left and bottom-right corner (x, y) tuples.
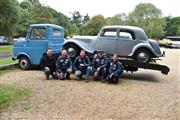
(12, 57), (16, 61)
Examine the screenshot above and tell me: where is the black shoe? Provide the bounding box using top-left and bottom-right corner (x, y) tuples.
(46, 75), (49, 80)
(101, 79), (106, 83)
(86, 79), (89, 82)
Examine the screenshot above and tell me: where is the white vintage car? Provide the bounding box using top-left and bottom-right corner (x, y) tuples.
(63, 25), (165, 62)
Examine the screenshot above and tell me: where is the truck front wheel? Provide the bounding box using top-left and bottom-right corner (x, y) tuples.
(19, 57), (31, 70)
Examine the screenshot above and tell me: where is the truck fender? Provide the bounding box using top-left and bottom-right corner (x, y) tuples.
(17, 53), (32, 63)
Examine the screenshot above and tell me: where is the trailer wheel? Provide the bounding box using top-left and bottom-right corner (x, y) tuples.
(64, 44), (80, 58)
(134, 49), (152, 63)
(19, 56), (31, 70)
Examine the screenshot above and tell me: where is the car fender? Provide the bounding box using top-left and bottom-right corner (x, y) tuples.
(63, 39), (94, 53)
(129, 43), (157, 57)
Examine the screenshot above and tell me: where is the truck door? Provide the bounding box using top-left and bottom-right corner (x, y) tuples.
(94, 28), (117, 55)
(48, 27), (64, 55)
(117, 29), (137, 56)
(27, 26), (48, 64)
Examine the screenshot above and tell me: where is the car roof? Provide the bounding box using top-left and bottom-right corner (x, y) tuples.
(102, 25), (144, 31)
(30, 24), (63, 29)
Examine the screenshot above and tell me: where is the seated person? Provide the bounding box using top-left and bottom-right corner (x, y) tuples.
(73, 50), (91, 82)
(40, 48), (57, 79)
(56, 49), (72, 80)
(106, 54), (124, 84)
(92, 50), (108, 82)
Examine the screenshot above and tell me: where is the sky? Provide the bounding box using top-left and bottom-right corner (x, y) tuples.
(19, 0), (180, 18)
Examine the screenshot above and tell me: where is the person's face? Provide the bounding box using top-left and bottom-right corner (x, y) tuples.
(61, 50), (67, 57)
(46, 49), (52, 56)
(97, 52), (103, 57)
(80, 51), (85, 57)
(112, 55), (118, 61)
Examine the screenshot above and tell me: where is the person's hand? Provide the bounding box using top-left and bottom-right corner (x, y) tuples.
(67, 69), (72, 73)
(97, 67), (100, 71)
(110, 73), (114, 78)
(80, 63), (85, 67)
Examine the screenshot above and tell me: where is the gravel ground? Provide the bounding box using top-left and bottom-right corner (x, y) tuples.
(0, 48), (179, 120)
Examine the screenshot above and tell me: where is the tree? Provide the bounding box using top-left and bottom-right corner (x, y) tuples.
(68, 23), (80, 37)
(105, 13), (128, 25)
(82, 14), (90, 24)
(0, 0), (20, 36)
(165, 16), (180, 36)
(71, 11), (82, 27)
(129, 3), (166, 38)
(82, 15), (106, 35)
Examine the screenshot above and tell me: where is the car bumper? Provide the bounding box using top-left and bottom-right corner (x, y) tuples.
(156, 51), (165, 57)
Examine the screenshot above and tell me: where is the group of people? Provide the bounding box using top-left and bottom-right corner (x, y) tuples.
(40, 48), (124, 84)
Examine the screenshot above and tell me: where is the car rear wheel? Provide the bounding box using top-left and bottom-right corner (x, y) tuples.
(64, 44), (80, 58)
(19, 56), (31, 70)
(134, 49), (152, 63)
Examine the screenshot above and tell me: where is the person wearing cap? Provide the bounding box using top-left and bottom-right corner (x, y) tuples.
(106, 54), (124, 84)
(40, 48), (57, 79)
(92, 50), (108, 82)
(73, 50), (91, 82)
(56, 49), (72, 80)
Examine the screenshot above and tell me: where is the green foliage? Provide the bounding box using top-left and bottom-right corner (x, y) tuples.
(128, 3), (166, 38)
(1, 1), (179, 39)
(0, 0), (21, 36)
(0, 84), (30, 111)
(82, 15), (106, 35)
(68, 23), (80, 37)
(165, 16), (180, 36)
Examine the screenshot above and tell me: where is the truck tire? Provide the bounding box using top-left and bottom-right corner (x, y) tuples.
(19, 56), (31, 70)
(64, 44), (80, 58)
(134, 48), (152, 63)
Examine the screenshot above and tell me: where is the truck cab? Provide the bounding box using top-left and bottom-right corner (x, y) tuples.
(13, 24), (64, 69)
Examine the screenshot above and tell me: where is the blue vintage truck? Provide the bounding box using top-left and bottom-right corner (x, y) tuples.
(13, 24), (64, 69)
(13, 24), (169, 74)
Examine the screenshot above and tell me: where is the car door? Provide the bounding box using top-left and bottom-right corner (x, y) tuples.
(48, 27), (64, 54)
(27, 27), (48, 64)
(94, 28), (117, 55)
(117, 29), (137, 56)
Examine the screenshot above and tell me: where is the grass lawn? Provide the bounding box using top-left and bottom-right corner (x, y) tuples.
(0, 58), (18, 66)
(0, 84), (30, 111)
(0, 45), (13, 53)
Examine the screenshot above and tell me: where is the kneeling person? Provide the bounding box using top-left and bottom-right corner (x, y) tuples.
(56, 49), (72, 80)
(40, 48), (57, 79)
(92, 51), (108, 82)
(74, 50), (91, 82)
(106, 54), (124, 84)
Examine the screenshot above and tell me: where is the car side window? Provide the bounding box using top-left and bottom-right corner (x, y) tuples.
(52, 29), (62, 38)
(119, 30), (136, 40)
(30, 27), (46, 40)
(100, 29), (117, 38)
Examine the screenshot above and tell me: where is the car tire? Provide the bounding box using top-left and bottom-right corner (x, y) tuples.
(134, 49), (152, 63)
(64, 44), (80, 58)
(19, 56), (31, 70)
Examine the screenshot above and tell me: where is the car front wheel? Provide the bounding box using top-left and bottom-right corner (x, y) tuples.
(19, 56), (31, 70)
(134, 49), (152, 63)
(64, 44), (80, 58)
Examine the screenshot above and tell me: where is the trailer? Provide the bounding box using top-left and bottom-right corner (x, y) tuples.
(119, 59), (170, 75)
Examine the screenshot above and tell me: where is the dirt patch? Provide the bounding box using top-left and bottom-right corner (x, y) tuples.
(0, 48), (179, 119)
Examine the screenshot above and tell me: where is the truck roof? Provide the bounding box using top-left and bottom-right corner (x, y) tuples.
(102, 25), (144, 31)
(30, 24), (63, 29)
